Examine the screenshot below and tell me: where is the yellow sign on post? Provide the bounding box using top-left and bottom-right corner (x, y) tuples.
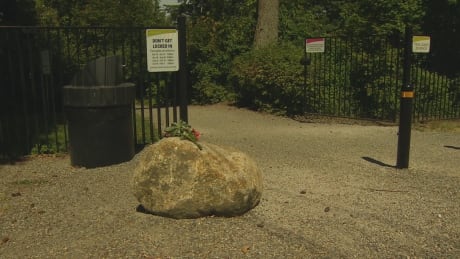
(412, 36), (430, 53)
(146, 29), (179, 72)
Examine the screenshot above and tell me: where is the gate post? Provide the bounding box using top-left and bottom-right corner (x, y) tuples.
(396, 26), (414, 169)
(178, 16), (188, 123)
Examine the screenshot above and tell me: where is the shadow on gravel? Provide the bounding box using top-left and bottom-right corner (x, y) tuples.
(362, 157), (395, 168)
(444, 145), (460, 150)
(136, 204), (154, 215)
(0, 156), (32, 165)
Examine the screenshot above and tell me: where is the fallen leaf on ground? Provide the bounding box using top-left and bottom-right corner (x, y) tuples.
(1, 237), (10, 244)
(241, 245), (251, 254)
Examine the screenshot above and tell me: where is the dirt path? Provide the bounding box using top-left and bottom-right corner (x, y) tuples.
(1, 104), (459, 258)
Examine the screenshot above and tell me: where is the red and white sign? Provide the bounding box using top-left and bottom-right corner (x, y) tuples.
(306, 38), (325, 53)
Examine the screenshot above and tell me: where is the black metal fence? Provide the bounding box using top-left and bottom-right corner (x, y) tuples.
(2, 26), (460, 160)
(0, 25), (186, 161)
(303, 35), (460, 121)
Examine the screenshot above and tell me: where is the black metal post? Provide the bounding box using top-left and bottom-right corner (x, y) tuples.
(303, 50), (307, 114)
(396, 27), (414, 169)
(178, 16), (188, 123)
(301, 41), (310, 114)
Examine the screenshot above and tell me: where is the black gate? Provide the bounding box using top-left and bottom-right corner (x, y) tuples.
(0, 25), (188, 160)
(303, 34), (460, 121)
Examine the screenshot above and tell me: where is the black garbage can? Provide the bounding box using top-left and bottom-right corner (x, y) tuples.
(63, 56), (135, 168)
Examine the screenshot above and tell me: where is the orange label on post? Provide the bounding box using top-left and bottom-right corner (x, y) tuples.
(401, 91), (414, 98)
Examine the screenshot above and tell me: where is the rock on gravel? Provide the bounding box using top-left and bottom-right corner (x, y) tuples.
(132, 137), (263, 219)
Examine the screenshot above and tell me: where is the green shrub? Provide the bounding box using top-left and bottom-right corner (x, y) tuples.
(187, 14), (255, 105)
(191, 79), (230, 104)
(30, 124), (68, 155)
(412, 69), (458, 120)
(230, 43), (306, 115)
(189, 60), (232, 104)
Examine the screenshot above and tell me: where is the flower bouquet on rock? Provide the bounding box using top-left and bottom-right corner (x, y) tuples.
(163, 120), (202, 150)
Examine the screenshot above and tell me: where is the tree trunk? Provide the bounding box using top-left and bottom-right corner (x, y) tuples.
(254, 0), (279, 49)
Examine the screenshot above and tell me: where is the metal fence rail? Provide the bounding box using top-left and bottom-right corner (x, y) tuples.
(0, 26), (184, 160)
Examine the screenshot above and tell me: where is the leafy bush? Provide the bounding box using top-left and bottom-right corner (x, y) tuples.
(412, 69), (458, 120)
(189, 58), (232, 104)
(191, 78), (230, 104)
(187, 14), (255, 104)
(230, 43), (306, 115)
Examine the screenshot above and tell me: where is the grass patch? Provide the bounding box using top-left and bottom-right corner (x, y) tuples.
(31, 124), (68, 155)
(414, 119), (460, 133)
(134, 113), (160, 145)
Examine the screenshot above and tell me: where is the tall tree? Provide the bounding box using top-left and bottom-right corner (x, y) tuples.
(254, 0), (279, 48)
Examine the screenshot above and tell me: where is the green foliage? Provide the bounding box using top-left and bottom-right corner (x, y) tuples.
(231, 35), (458, 120)
(135, 113), (160, 144)
(182, 0), (257, 19)
(187, 17), (232, 104)
(334, 0), (424, 37)
(230, 43), (305, 115)
(192, 78), (230, 104)
(279, 0), (424, 41)
(34, 0), (59, 25)
(35, 0), (165, 26)
(164, 120), (201, 149)
(184, 0), (427, 105)
(31, 124), (68, 155)
(279, 1), (335, 41)
(307, 38), (402, 119)
(412, 67), (458, 120)
(185, 1), (256, 104)
(146, 79), (168, 106)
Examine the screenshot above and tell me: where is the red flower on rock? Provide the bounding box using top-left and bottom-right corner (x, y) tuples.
(192, 129), (200, 140)
(163, 121), (202, 150)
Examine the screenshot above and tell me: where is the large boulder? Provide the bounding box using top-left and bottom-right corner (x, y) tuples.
(132, 137), (263, 219)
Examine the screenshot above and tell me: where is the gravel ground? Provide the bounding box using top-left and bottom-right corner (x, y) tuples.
(1, 103), (459, 258)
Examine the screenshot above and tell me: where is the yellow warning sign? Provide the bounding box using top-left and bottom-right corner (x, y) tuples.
(146, 29), (179, 72)
(412, 36), (430, 53)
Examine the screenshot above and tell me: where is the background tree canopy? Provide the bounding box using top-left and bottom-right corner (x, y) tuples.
(33, 0), (165, 26)
(280, 0), (424, 42)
